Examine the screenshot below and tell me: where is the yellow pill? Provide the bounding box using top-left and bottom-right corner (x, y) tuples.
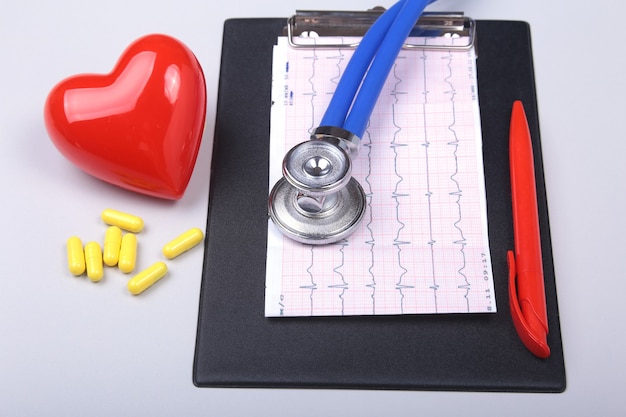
(127, 262), (168, 295)
(101, 208), (144, 233)
(103, 226), (122, 266)
(66, 236), (86, 276)
(162, 227), (204, 259)
(84, 241), (103, 282)
(118, 233), (137, 274)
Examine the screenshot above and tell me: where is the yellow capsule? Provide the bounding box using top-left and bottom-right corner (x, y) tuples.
(84, 241), (103, 282)
(66, 236), (86, 276)
(101, 208), (144, 233)
(103, 226), (122, 267)
(127, 262), (168, 295)
(118, 233), (137, 274)
(162, 227), (204, 259)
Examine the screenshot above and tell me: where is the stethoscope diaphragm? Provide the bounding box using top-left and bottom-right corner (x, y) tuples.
(268, 175), (366, 245)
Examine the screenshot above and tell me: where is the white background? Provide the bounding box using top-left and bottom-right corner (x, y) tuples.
(1, 0), (624, 416)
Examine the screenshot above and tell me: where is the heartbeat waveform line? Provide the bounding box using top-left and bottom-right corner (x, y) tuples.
(420, 46), (439, 313)
(325, 45), (346, 98)
(362, 125), (377, 315)
(300, 245), (317, 316)
(304, 49), (319, 135)
(388, 60), (412, 313)
(330, 239), (349, 315)
(443, 49), (471, 312)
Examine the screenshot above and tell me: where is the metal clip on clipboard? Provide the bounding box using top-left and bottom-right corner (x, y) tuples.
(285, 9), (476, 50)
(269, 5), (477, 245)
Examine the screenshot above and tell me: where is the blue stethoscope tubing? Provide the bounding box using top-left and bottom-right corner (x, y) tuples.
(320, 0), (435, 138)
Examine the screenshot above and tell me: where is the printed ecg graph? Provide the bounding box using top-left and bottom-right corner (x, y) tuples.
(265, 36), (496, 317)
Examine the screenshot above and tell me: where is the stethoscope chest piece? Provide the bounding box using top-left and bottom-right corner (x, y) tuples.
(268, 127), (367, 244)
(269, 176), (366, 245)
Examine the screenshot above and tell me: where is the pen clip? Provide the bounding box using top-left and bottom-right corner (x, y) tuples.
(507, 251), (551, 359)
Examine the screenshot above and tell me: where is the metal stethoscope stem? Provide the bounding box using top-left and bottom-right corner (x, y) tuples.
(269, 0), (432, 244)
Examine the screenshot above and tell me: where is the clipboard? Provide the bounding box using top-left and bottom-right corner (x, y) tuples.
(193, 12), (566, 392)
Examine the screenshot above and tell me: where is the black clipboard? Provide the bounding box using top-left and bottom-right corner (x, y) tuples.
(193, 16), (566, 392)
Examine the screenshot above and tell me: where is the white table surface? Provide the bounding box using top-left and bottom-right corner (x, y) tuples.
(1, 0), (624, 416)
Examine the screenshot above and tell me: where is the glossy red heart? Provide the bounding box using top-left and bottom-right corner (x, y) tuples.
(44, 34), (206, 200)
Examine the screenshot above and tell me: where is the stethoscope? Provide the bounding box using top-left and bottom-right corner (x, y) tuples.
(269, 0), (433, 244)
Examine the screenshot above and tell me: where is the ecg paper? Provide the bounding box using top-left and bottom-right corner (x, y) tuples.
(265, 35), (495, 317)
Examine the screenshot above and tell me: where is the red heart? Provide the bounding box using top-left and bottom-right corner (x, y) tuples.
(44, 34), (207, 200)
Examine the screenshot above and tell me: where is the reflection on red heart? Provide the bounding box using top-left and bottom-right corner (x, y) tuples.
(44, 34), (206, 200)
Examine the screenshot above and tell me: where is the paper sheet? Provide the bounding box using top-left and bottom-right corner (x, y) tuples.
(265, 36), (495, 317)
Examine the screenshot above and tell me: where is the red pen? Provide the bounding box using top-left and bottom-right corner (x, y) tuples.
(507, 100), (550, 359)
